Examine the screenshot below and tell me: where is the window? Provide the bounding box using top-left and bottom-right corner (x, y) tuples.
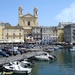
(13, 33), (15, 39)
(19, 33), (21, 39)
(37, 30), (40, 33)
(2, 28), (4, 30)
(6, 33), (8, 39)
(7, 37), (8, 39)
(19, 33), (21, 35)
(20, 29), (21, 31)
(73, 30), (75, 32)
(19, 37), (21, 39)
(7, 33), (8, 36)
(2, 37), (3, 39)
(13, 33), (15, 36)
(36, 11), (37, 14)
(35, 35), (37, 38)
(38, 35), (40, 38)
(28, 21), (30, 26)
(2, 33), (3, 36)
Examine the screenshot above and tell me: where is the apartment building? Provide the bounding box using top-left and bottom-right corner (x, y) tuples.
(3, 26), (24, 43)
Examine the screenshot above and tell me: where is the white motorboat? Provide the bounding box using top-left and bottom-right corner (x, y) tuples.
(43, 47), (53, 52)
(3, 62), (32, 74)
(21, 59), (34, 66)
(35, 52), (56, 60)
(70, 46), (75, 51)
(58, 45), (63, 49)
(8, 60), (33, 68)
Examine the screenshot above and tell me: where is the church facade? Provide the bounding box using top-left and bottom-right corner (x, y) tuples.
(18, 6), (38, 40)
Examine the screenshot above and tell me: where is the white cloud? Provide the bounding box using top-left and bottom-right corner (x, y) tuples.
(55, 1), (75, 22)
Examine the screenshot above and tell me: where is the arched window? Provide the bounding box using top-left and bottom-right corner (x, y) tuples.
(28, 21), (30, 26)
(36, 11), (37, 14)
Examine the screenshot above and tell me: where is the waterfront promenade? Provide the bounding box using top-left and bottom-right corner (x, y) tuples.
(0, 51), (45, 65)
(0, 44), (65, 65)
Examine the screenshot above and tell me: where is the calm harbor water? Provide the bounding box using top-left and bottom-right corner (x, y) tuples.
(1, 48), (75, 75)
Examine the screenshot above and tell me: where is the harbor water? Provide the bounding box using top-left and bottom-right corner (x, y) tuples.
(1, 48), (75, 75)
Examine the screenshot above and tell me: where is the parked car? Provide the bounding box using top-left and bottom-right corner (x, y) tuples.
(21, 48), (27, 53)
(5, 50), (13, 56)
(18, 49), (24, 54)
(2, 47), (9, 51)
(0, 51), (9, 57)
(13, 49), (20, 55)
(0, 54), (3, 58)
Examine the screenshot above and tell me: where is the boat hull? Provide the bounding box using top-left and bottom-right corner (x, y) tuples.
(70, 49), (75, 51)
(4, 68), (31, 74)
(35, 56), (50, 60)
(4, 69), (30, 74)
(3, 65), (32, 74)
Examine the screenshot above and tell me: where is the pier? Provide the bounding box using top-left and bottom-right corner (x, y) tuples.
(0, 51), (45, 65)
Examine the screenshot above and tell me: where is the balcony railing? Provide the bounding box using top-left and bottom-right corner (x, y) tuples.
(73, 31), (75, 33)
(6, 35), (22, 37)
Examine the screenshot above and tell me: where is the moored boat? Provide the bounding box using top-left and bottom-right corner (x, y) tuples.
(34, 52), (56, 61)
(69, 46), (75, 51)
(21, 59), (34, 66)
(3, 62), (32, 74)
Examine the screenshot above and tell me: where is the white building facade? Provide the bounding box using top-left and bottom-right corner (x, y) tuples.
(41, 26), (58, 42)
(3, 26), (24, 43)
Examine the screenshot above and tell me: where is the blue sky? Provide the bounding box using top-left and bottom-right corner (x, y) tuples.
(0, 0), (75, 26)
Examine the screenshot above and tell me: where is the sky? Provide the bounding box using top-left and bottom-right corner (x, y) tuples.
(0, 0), (75, 26)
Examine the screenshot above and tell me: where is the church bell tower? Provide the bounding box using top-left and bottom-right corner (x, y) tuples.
(34, 7), (38, 17)
(18, 6), (23, 17)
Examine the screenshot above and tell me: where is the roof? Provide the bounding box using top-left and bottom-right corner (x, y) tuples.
(21, 13), (35, 18)
(4, 26), (24, 29)
(0, 22), (11, 26)
(64, 23), (75, 28)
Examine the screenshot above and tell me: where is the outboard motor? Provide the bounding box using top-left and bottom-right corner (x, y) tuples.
(48, 57), (54, 60)
(26, 71), (28, 74)
(31, 61), (34, 64)
(9, 62), (13, 65)
(24, 65), (28, 68)
(52, 55), (57, 59)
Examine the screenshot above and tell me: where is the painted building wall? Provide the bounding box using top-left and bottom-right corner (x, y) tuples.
(57, 28), (64, 42)
(3, 28), (24, 43)
(0, 26), (3, 40)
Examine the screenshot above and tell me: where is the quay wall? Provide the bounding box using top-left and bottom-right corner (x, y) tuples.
(0, 51), (45, 65)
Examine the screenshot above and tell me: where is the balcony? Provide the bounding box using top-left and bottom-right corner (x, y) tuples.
(6, 35), (22, 37)
(73, 30), (75, 33)
(73, 35), (75, 38)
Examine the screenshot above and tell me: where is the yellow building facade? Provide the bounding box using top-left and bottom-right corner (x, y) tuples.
(57, 27), (64, 42)
(0, 23), (5, 41)
(0, 26), (3, 40)
(0, 22), (11, 43)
